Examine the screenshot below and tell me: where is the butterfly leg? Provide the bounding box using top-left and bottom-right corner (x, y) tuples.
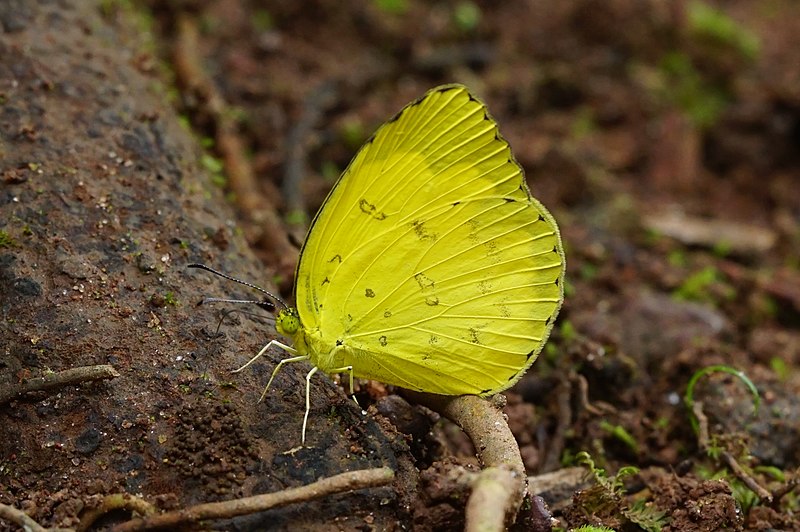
(302, 366), (320, 445)
(258, 354), (310, 402)
(327, 365), (360, 408)
(232, 339), (297, 373)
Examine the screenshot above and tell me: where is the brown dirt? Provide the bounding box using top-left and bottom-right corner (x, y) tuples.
(2, 0), (800, 530)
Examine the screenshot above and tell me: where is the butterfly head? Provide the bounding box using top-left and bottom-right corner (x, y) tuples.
(275, 307), (302, 337)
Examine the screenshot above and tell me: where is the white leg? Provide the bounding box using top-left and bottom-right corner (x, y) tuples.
(232, 339), (297, 373)
(327, 365), (360, 408)
(258, 355), (309, 403)
(302, 366), (320, 445)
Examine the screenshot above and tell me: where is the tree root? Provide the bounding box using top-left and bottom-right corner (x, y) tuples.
(405, 392), (526, 532)
(108, 467), (394, 531)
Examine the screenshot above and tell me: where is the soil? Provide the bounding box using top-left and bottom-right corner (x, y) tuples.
(1, 0), (799, 531)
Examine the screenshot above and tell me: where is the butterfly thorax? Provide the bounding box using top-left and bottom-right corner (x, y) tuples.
(275, 307), (348, 372)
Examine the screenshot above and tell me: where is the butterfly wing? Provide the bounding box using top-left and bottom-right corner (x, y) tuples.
(295, 85), (564, 395)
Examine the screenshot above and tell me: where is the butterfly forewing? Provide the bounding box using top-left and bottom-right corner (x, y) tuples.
(295, 85), (564, 395)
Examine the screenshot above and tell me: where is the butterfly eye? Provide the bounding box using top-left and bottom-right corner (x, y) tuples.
(275, 308), (301, 336)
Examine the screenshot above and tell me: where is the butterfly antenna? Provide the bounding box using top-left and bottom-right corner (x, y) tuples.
(212, 308), (276, 335)
(199, 297), (276, 312)
(188, 263), (288, 310)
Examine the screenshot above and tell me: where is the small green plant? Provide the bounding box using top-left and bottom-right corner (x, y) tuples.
(0, 230), (16, 248)
(769, 357), (789, 381)
(599, 420), (639, 454)
(660, 52), (729, 129)
(687, 1), (759, 59)
(672, 265), (734, 303)
(559, 319), (577, 342)
(577, 452), (667, 532)
(578, 451), (638, 495)
(163, 291), (178, 306)
(200, 153), (226, 188)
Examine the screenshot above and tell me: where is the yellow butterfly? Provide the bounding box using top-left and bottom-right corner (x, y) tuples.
(209, 84), (565, 444)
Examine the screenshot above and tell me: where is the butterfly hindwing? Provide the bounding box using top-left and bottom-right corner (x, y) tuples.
(295, 85), (564, 395)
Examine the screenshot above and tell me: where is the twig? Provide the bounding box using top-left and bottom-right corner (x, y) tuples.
(0, 502), (47, 532)
(528, 467), (592, 512)
(0, 364), (119, 405)
(173, 14), (298, 277)
(720, 449), (773, 503)
(692, 400), (711, 448)
(540, 375), (571, 473)
(770, 473), (799, 507)
(692, 401), (773, 503)
(77, 493), (157, 532)
(404, 392), (526, 531)
(109, 467), (394, 532)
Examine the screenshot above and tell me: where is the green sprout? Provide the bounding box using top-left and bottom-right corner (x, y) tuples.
(599, 420), (639, 454)
(684, 364), (760, 436)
